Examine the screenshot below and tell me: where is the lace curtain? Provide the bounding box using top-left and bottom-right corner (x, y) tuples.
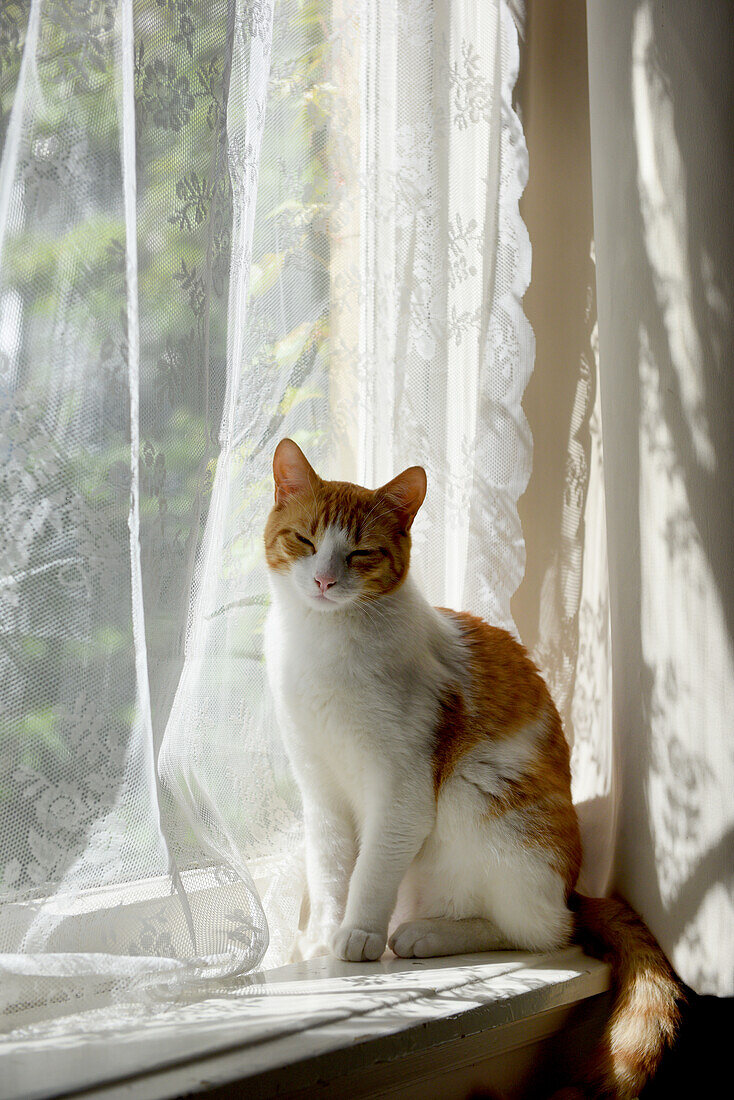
(0, 0), (539, 1034)
(0, 0), (272, 1027)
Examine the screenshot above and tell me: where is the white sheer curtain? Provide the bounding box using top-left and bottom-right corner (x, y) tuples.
(0, 0), (541, 1038)
(0, 0), (272, 1029)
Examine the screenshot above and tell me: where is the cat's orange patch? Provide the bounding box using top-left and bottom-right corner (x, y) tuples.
(432, 610), (582, 894)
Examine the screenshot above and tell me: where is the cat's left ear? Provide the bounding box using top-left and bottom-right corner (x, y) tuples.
(376, 466), (427, 532)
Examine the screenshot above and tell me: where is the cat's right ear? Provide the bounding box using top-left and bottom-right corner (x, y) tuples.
(375, 465), (427, 532)
(272, 438), (319, 504)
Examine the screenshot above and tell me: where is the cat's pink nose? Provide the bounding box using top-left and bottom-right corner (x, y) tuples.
(314, 573), (336, 593)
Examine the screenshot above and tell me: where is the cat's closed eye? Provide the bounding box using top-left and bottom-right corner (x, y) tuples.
(347, 547), (386, 564)
(295, 533), (316, 553)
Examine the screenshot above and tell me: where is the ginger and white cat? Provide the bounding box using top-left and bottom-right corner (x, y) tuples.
(264, 438), (681, 1098)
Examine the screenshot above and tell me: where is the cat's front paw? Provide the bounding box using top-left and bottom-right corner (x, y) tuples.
(388, 920), (443, 958)
(331, 925), (386, 962)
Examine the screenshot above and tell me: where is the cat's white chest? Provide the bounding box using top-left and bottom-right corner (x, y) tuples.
(268, 609), (373, 719)
(264, 577), (462, 830)
(264, 601), (384, 803)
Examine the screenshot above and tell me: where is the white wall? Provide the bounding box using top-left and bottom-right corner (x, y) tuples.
(586, 0), (734, 995)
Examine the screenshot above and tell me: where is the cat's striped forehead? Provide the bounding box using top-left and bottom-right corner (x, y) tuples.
(290, 480), (401, 541)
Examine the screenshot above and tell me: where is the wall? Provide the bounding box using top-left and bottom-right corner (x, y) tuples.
(586, 0), (734, 995)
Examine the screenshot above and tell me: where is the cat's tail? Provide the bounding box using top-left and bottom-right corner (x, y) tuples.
(568, 892), (684, 1099)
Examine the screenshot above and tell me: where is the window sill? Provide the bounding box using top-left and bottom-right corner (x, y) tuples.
(2, 946), (611, 1100)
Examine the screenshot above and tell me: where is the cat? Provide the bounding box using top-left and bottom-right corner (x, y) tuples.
(263, 438), (682, 1099)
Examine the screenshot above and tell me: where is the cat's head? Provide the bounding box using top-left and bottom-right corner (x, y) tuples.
(264, 439), (426, 612)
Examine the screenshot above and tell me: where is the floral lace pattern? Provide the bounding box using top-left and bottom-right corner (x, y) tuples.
(0, 0), (534, 1030)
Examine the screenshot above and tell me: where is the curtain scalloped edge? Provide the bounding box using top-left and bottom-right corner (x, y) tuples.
(500, 0), (536, 611)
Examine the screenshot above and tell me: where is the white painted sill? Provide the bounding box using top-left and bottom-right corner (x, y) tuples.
(2, 946), (611, 1100)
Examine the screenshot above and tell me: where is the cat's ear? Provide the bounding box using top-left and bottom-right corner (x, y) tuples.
(376, 466), (427, 531)
(272, 439), (319, 504)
